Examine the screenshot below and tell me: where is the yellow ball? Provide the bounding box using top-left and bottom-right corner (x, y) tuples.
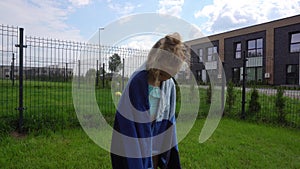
(115, 91), (122, 96)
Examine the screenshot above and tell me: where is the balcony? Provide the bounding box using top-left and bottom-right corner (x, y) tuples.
(246, 56), (263, 67)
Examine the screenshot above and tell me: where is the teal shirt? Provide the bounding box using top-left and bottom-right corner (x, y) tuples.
(148, 84), (161, 121)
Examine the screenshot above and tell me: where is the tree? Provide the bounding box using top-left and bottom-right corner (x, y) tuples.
(109, 53), (122, 72)
(226, 81), (235, 115)
(275, 86), (286, 124)
(99, 67), (106, 75)
(206, 83), (212, 104)
(85, 68), (96, 78)
(248, 87), (261, 117)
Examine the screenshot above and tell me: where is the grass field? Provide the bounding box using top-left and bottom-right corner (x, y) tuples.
(0, 118), (299, 169)
(0, 80), (300, 168)
(1, 79), (300, 132)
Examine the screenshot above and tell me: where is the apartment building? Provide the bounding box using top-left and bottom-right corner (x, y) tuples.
(186, 14), (300, 85)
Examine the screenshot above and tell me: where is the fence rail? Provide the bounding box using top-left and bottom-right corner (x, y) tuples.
(0, 24), (299, 133)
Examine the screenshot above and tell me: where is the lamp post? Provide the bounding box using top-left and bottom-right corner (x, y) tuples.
(99, 27), (104, 51)
(98, 27), (104, 87)
(99, 27), (104, 59)
(96, 27), (104, 87)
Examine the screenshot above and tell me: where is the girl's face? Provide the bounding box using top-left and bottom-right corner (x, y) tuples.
(158, 70), (172, 81)
(157, 63), (181, 81)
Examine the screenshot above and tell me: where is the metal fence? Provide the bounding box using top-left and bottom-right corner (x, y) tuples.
(249, 88), (300, 127)
(221, 86), (300, 128)
(0, 25), (149, 132)
(0, 25), (19, 131)
(0, 24), (299, 132)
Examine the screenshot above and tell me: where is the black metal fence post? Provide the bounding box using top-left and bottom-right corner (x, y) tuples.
(65, 62), (68, 82)
(78, 60), (80, 88)
(221, 67), (225, 116)
(96, 60), (99, 87)
(11, 53), (15, 86)
(15, 28), (27, 133)
(241, 51), (247, 120)
(102, 63), (105, 88)
(122, 58), (125, 91)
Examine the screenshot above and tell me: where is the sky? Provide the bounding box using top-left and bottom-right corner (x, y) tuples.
(0, 0), (300, 49)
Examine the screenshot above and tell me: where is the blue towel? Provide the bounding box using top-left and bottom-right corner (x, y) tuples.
(111, 70), (181, 169)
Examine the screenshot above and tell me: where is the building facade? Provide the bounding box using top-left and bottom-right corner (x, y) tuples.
(0, 65), (73, 81)
(186, 15), (300, 85)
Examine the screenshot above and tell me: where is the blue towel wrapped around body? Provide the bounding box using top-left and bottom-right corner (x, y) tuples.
(111, 70), (181, 169)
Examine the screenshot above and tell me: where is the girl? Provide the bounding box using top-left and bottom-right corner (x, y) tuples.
(111, 33), (187, 169)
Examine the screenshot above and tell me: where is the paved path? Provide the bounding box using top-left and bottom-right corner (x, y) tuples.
(197, 85), (300, 99)
(254, 88), (300, 99)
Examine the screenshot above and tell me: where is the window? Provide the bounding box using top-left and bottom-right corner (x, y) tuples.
(290, 33), (300, 53)
(247, 38), (263, 57)
(232, 67), (241, 84)
(207, 46), (218, 61)
(196, 70), (201, 81)
(286, 65), (299, 84)
(235, 42), (241, 59)
(247, 68), (256, 81)
(198, 48), (203, 62)
(247, 67), (263, 82)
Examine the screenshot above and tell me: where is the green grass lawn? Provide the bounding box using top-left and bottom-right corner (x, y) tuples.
(1, 118), (299, 169)
(1, 79), (300, 132)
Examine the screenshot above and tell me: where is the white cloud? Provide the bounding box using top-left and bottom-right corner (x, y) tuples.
(107, 1), (141, 16)
(120, 35), (157, 50)
(194, 0), (300, 34)
(158, 0), (184, 17)
(68, 0), (91, 7)
(0, 0), (85, 41)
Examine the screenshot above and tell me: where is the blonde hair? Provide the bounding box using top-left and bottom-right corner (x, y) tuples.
(146, 33), (188, 77)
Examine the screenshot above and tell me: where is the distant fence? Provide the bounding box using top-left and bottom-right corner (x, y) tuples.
(0, 24), (299, 133)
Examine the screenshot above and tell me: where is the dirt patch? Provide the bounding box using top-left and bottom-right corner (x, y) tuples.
(10, 131), (27, 139)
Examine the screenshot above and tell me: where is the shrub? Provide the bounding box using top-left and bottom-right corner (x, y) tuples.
(226, 81), (235, 115)
(175, 82), (181, 103)
(248, 87), (261, 117)
(275, 86), (286, 124)
(206, 83), (212, 104)
(0, 116), (16, 136)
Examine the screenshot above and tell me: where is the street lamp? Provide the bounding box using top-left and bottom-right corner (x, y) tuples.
(98, 27), (104, 63)
(98, 27), (104, 87)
